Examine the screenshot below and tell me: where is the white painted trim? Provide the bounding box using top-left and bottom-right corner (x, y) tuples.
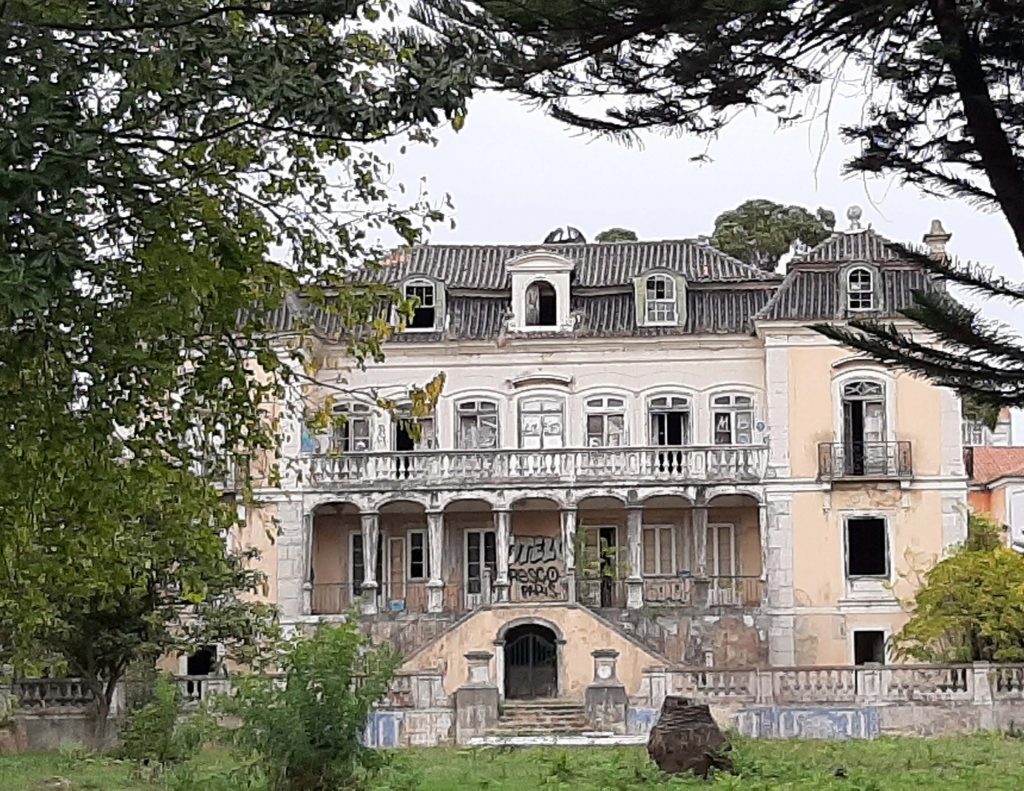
(831, 368), (897, 445)
(840, 510), (896, 601)
(515, 389), (568, 448)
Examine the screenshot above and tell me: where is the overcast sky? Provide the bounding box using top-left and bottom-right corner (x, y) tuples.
(387, 91), (1023, 329)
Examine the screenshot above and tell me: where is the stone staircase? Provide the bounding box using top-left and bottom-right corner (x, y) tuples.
(487, 700), (590, 737)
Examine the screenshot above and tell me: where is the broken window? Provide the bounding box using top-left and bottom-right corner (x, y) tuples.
(519, 396), (564, 449)
(585, 396), (626, 447)
(645, 275), (677, 323)
(846, 517), (888, 577)
(649, 395), (691, 446)
(525, 280), (557, 327)
(331, 402), (371, 453)
(712, 394), (754, 445)
(853, 631), (886, 665)
(408, 530), (428, 580)
(404, 279), (437, 329)
(457, 400), (499, 449)
(847, 267), (875, 311)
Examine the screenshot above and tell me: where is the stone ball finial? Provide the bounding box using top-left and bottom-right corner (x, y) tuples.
(846, 205), (863, 230)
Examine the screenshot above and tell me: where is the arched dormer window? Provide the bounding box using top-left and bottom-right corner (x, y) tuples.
(645, 275), (676, 323)
(525, 280), (557, 327)
(634, 272), (686, 327)
(403, 278), (442, 331)
(846, 267), (875, 311)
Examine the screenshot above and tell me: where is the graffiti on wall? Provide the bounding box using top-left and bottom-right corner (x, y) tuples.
(509, 535), (564, 599)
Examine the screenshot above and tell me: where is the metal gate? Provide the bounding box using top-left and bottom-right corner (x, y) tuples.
(504, 625), (557, 699)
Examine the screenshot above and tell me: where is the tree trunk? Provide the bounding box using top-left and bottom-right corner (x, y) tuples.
(927, 0), (1024, 259)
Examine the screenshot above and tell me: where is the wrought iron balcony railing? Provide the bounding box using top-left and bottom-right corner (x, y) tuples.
(817, 441), (913, 481)
(292, 445), (767, 489)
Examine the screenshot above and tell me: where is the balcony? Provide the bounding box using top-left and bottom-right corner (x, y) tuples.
(294, 445), (767, 490)
(817, 441), (913, 481)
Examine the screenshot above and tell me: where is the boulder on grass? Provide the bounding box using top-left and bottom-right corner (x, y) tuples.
(646, 695), (733, 778)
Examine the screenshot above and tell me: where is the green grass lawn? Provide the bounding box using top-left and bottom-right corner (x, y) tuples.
(4, 737), (1024, 790)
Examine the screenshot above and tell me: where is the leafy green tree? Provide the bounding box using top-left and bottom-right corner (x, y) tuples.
(0, 0), (471, 736)
(711, 200), (835, 270)
(595, 227), (639, 242)
(894, 513), (1024, 662)
(418, 0), (1024, 407)
(219, 623), (400, 791)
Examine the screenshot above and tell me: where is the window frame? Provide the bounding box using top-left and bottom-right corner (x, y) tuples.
(844, 514), (890, 580)
(517, 394), (565, 449)
(642, 524), (676, 577)
(330, 402), (372, 453)
(647, 394), (693, 447)
(524, 278), (558, 328)
(645, 274), (678, 325)
(846, 266), (876, 312)
(407, 528), (428, 581)
(455, 398), (500, 450)
(402, 277), (440, 332)
(584, 395), (627, 447)
(710, 393), (755, 446)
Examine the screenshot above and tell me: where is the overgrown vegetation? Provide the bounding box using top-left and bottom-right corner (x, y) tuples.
(217, 622), (401, 791)
(6, 739), (1024, 790)
(894, 513), (1024, 662)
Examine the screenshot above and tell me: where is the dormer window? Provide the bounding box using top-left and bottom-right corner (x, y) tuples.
(525, 280), (558, 327)
(403, 278), (439, 330)
(634, 271), (686, 327)
(847, 267), (875, 311)
(645, 275), (677, 323)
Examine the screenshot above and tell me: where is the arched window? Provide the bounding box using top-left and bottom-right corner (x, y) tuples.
(648, 395), (691, 446)
(403, 278), (438, 330)
(456, 399), (499, 449)
(518, 396), (564, 448)
(330, 402), (372, 453)
(847, 267), (875, 311)
(645, 275), (677, 323)
(584, 396), (626, 447)
(841, 380), (886, 475)
(525, 280), (558, 327)
(711, 394), (755, 445)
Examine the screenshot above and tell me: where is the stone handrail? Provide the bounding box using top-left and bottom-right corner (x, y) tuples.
(637, 662), (1023, 708)
(292, 445), (768, 489)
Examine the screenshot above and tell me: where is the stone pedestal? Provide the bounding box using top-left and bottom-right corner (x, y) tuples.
(360, 581), (379, 616)
(626, 577), (644, 609)
(426, 580), (444, 613)
(454, 651), (499, 744)
(585, 649), (628, 733)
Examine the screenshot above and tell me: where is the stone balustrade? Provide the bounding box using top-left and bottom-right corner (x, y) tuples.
(293, 445), (767, 490)
(637, 662), (1023, 708)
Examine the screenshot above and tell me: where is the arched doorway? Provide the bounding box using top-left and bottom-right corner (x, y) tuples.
(504, 623), (558, 699)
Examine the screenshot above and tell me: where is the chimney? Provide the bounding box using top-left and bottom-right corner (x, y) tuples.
(923, 219), (952, 260)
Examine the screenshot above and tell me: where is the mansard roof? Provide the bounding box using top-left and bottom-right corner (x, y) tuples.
(263, 230), (943, 341)
(370, 239), (779, 289)
(754, 229), (940, 323)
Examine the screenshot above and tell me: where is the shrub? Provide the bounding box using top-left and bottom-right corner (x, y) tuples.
(119, 673), (209, 772)
(219, 621), (400, 791)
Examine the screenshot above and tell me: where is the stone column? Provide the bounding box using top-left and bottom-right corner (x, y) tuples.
(493, 508), (511, 603)
(692, 501), (709, 578)
(426, 510), (445, 613)
(585, 649), (629, 733)
(454, 650), (499, 744)
(765, 494), (795, 665)
(301, 509), (313, 615)
(626, 506), (644, 609)
(275, 499), (307, 620)
(560, 507), (577, 603)
(360, 511), (380, 616)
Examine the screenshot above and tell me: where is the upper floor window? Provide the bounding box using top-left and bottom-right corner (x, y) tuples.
(456, 399), (498, 449)
(712, 394), (754, 445)
(649, 395), (691, 447)
(331, 402), (371, 453)
(962, 418), (990, 448)
(519, 396), (564, 449)
(525, 280), (558, 327)
(403, 279), (438, 330)
(645, 275), (677, 324)
(394, 404), (435, 451)
(585, 396), (626, 447)
(847, 267), (875, 311)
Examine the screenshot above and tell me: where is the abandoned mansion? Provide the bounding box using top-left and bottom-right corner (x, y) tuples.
(233, 216), (969, 706)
